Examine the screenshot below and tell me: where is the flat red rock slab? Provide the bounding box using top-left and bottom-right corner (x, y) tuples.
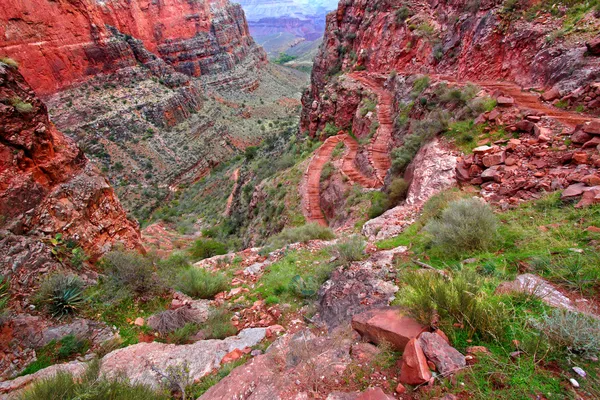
(351, 307), (426, 351)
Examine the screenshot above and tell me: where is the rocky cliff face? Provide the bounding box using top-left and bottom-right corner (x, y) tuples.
(0, 0), (266, 96)
(0, 62), (141, 258)
(302, 0), (600, 135)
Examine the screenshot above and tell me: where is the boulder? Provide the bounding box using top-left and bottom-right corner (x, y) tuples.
(418, 332), (466, 376)
(576, 186), (600, 208)
(583, 137), (600, 149)
(515, 120), (535, 133)
(583, 120), (600, 135)
(571, 129), (593, 144)
(356, 387), (394, 400)
(482, 152), (505, 167)
(586, 36), (600, 56)
(496, 96), (514, 107)
(100, 328), (267, 388)
(495, 274), (575, 310)
(351, 307), (426, 351)
(481, 165), (502, 182)
(399, 338), (432, 385)
(561, 183), (587, 200)
(541, 88), (561, 102)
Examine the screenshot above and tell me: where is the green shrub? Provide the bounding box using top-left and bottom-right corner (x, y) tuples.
(399, 269), (508, 340)
(101, 250), (162, 297)
(360, 99), (377, 117)
(387, 178), (409, 207)
(19, 360), (169, 400)
(332, 235), (366, 264)
(533, 309), (600, 356)
(203, 308), (237, 340)
(0, 275), (9, 317)
(368, 191), (389, 219)
(268, 223), (335, 248)
(322, 122), (341, 138)
(0, 57), (19, 68)
(411, 76), (430, 97)
(395, 7), (411, 23)
(321, 162), (334, 182)
(189, 239), (227, 261)
(9, 96), (34, 114)
(20, 334), (90, 376)
(167, 322), (200, 344)
(34, 274), (84, 319)
(419, 190), (466, 226)
(392, 113), (447, 173)
(425, 198), (497, 257)
(176, 268), (228, 299)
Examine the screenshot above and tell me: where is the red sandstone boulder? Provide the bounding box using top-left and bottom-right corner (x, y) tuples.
(586, 36), (600, 56)
(482, 152), (505, 167)
(561, 183), (587, 200)
(583, 120), (600, 135)
(399, 338), (432, 385)
(583, 137), (600, 149)
(356, 387), (394, 400)
(576, 187), (600, 208)
(497, 96), (515, 107)
(418, 332), (466, 375)
(351, 307), (426, 351)
(541, 88), (561, 102)
(572, 129), (593, 144)
(515, 120), (535, 133)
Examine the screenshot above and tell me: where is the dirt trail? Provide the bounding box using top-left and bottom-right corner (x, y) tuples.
(303, 133), (383, 225)
(348, 72), (394, 182)
(224, 168), (240, 217)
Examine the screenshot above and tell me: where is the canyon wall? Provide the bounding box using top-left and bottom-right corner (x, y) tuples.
(0, 0), (266, 96)
(302, 0), (600, 135)
(0, 62), (141, 258)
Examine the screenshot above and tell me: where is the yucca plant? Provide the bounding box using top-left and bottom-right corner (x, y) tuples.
(35, 274), (85, 319)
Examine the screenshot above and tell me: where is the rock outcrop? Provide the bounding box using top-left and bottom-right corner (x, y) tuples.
(0, 0), (267, 96)
(0, 62), (141, 259)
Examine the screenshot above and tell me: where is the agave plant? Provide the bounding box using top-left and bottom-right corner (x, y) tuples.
(36, 274), (85, 319)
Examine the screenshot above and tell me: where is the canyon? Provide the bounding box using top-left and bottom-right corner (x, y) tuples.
(1, 0), (600, 399)
(238, 0), (338, 62)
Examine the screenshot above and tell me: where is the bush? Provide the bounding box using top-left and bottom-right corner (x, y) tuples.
(19, 360), (169, 400)
(322, 122), (341, 138)
(175, 268), (228, 299)
(0, 57), (19, 68)
(189, 239), (227, 261)
(424, 198), (497, 257)
(148, 307), (199, 335)
(102, 251), (162, 297)
(203, 307), (237, 340)
(533, 309), (600, 356)
(19, 334), (90, 376)
(0, 275), (9, 318)
(9, 96), (34, 114)
(332, 235), (366, 265)
(34, 274), (84, 319)
(268, 223), (335, 248)
(368, 191), (389, 219)
(167, 323), (201, 345)
(419, 190), (466, 226)
(399, 269), (508, 340)
(387, 178), (409, 207)
(391, 113), (447, 173)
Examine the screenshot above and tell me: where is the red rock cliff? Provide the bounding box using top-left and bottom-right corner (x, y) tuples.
(0, 0), (266, 96)
(0, 61), (141, 258)
(302, 0), (600, 135)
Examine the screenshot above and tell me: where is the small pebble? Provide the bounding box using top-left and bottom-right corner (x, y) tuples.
(572, 367), (586, 378)
(569, 378), (580, 388)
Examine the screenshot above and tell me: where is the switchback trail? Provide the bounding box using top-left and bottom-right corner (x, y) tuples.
(302, 71), (597, 226)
